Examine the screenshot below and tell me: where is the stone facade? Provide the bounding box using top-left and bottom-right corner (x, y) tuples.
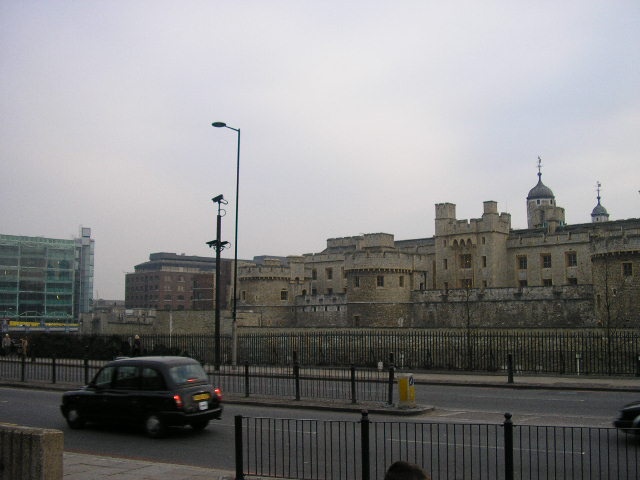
(231, 171), (640, 329)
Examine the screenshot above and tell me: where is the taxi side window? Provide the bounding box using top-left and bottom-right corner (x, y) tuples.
(141, 367), (166, 391)
(93, 366), (116, 388)
(113, 365), (140, 390)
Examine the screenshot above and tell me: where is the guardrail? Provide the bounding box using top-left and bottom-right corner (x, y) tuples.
(0, 354), (393, 405)
(234, 412), (640, 480)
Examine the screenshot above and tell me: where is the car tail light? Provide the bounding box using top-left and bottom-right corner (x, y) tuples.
(173, 394), (184, 409)
(214, 387), (223, 400)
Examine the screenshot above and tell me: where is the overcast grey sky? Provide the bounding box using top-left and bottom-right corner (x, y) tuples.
(2, 1), (639, 300)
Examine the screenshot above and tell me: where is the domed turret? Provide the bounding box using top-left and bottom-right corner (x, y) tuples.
(526, 157), (565, 230)
(527, 178), (555, 201)
(591, 182), (609, 223)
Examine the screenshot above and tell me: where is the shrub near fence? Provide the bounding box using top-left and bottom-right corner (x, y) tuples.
(4, 328), (640, 375)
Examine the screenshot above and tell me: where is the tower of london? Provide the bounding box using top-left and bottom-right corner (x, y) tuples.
(234, 164), (639, 329)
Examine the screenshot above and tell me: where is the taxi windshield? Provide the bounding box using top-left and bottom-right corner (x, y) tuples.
(169, 363), (208, 385)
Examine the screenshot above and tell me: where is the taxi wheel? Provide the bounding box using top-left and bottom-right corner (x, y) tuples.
(190, 420), (209, 431)
(144, 414), (167, 438)
(66, 408), (85, 429)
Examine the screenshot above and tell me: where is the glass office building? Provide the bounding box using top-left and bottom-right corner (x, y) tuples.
(0, 229), (94, 330)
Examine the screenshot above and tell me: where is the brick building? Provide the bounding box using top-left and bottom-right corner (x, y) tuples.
(125, 253), (231, 311)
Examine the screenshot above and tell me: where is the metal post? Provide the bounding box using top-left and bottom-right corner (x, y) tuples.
(215, 208), (223, 370)
(504, 413), (514, 480)
(52, 354), (56, 384)
(234, 415), (244, 480)
(211, 122), (240, 367)
(387, 353), (395, 406)
(293, 350), (300, 401)
(207, 195), (228, 371)
(21, 354), (26, 382)
(507, 353), (514, 384)
(84, 355), (89, 385)
(360, 410), (370, 480)
(350, 364), (357, 404)
(232, 129), (241, 367)
(244, 362), (250, 397)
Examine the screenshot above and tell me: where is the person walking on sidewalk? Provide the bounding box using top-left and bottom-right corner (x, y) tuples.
(1, 334), (11, 356)
(20, 336), (28, 358)
(132, 335), (141, 356)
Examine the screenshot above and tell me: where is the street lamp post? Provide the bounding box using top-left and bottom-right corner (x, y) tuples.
(211, 122), (240, 366)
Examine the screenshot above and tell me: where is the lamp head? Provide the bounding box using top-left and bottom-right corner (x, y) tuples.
(211, 194), (224, 203)
(212, 122), (227, 128)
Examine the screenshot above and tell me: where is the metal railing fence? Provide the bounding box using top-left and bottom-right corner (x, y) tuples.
(235, 412), (640, 480)
(6, 328), (640, 375)
(206, 363), (388, 403)
(0, 355), (390, 404)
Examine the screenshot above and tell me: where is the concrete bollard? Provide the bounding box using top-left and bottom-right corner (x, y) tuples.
(0, 423), (63, 480)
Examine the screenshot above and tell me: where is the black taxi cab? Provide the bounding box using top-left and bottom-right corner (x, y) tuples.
(60, 356), (223, 438)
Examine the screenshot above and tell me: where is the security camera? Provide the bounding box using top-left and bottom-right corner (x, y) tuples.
(211, 194), (224, 203)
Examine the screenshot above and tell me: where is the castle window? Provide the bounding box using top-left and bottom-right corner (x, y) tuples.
(443, 259), (448, 270)
(241, 290), (246, 301)
(517, 256), (527, 270)
(543, 279), (553, 287)
(460, 279), (472, 288)
(399, 276), (404, 287)
(354, 276), (360, 287)
(312, 269), (317, 280)
(326, 268), (333, 280)
(482, 256), (487, 268)
(519, 280), (528, 288)
(327, 288), (333, 295)
(376, 275), (385, 287)
(482, 237), (486, 245)
(280, 289), (288, 301)
(541, 254), (552, 269)
(567, 277), (578, 285)
(566, 252), (577, 267)
(460, 254), (472, 269)
(311, 288), (317, 295)
(622, 262), (633, 277)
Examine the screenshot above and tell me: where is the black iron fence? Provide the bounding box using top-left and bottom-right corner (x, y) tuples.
(4, 328), (640, 375)
(237, 328), (640, 375)
(207, 363), (388, 403)
(235, 412), (640, 480)
(0, 355), (391, 404)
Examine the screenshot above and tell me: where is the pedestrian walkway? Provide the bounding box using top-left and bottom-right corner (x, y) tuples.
(3, 371), (640, 479)
(63, 451), (235, 480)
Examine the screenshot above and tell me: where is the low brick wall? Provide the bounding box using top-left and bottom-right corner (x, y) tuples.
(0, 423), (63, 480)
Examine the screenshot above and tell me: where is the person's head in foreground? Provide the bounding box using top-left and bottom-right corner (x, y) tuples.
(384, 460), (431, 480)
